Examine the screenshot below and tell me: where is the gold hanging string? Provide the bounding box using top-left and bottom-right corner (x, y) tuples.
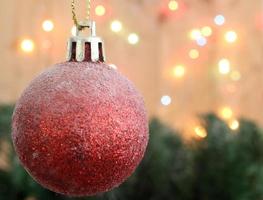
(86, 0), (91, 21)
(71, 0), (91, 30)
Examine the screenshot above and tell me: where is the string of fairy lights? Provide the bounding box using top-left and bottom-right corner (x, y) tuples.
(159, 1), (241, 138)
(20, 3), (140, 54)
(19, 0), (241, 138)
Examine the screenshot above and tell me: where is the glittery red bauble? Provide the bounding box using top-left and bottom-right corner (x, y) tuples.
(12, 62), (148, 197)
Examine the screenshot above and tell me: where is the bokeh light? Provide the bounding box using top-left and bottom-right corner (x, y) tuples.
(173, 65), (186, 78)
(42, 20), (54, 32)
(161, 95), (172, 106)
(168, 0), (179, 11)
(225, 31), (237, 43)
(189, 49), (199, 59)
(190, 29), (202, 40)
(201, 26), (212, 37)
(229, 119), (240, 131)
(194, 126), (207, 138)
(128, 33), (139, 45)
(196, 37), (207, 46)
(20, 39), (35, 53)
(111, 20), (123, 33)
(219, 106), (233, 120)
(95, 5), (106, 16)
(218, 59), (231, 74)
(214, 15), (225, 26)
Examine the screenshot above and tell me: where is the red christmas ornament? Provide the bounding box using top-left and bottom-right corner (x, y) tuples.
(12, 21), (148, 197)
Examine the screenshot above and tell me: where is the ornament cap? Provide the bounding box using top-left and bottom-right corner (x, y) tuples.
(66, 21), (106, 62)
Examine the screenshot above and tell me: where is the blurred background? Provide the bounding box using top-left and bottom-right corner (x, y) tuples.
(1, 0), (263, 199)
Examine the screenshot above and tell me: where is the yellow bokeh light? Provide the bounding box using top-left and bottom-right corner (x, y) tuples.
(189, 49), (199, 59)
(194, 126), (207, 138)
(128, 33), (139, 45)
(219, 107), (233, 120)
(225, 31), (237, 43)
(168, 0), (179, 11)
(201, 26), (213, 37)
(173, 65), (186, 78)
(95, 5), (106, 16)
(189, 29), (201, 40)
(20, 39), (35, 53)
(110, 20), (122, 33)
(42, 20), (54, 32)
(229, 119), (239, 131)
(218, 58), (231, 74)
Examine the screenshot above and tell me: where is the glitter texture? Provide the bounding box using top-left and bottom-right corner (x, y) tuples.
(12, 62), (149, 197)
